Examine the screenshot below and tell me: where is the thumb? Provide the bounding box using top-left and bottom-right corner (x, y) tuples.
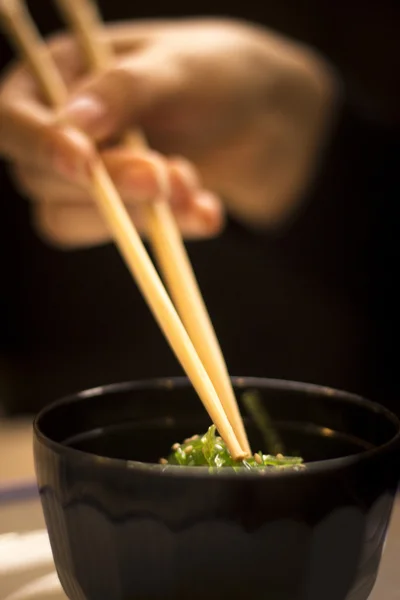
(60, 48), (180, 143)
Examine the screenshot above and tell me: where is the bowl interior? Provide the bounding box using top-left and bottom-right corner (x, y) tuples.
(35, 378), (400, 466)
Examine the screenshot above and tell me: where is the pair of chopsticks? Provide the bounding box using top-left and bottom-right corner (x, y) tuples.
(0, 0), (251, 460)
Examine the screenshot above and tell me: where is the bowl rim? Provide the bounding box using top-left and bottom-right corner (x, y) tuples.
(33, 376), (400, 480)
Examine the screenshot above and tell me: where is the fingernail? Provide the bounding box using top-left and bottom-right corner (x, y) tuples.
(50, 128), (94, 184)
(120, 155), (171, 202)
(171, 157), (200, 189)
(196, 191), (220, 215)
(51, 141), (83, 180)
(52, 151), (92, 184)
(63, 95), (107, 137)
(119, 164), (157, 201)
(195, 191), (225, 231)
(52, 151), (73, 179)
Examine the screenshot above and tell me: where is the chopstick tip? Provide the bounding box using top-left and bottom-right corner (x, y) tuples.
(231, 448), (251, 462)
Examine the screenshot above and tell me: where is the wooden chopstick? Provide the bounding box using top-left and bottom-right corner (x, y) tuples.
(0, 0), (247, 461)
(54, 0), (251, 455)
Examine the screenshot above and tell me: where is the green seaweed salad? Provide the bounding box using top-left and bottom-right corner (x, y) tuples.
(159, 425), (304, 472)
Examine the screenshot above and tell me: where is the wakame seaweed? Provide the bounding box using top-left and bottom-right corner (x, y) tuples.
(160, 425), (304, 472)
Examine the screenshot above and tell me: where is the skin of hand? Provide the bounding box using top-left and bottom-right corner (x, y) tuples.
(0, 18), (338, 248)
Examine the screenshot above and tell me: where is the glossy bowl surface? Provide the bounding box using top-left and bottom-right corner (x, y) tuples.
(33, 377), (400, 600)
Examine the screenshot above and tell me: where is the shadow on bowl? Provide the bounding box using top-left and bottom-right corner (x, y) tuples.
(33, 377), (400, 600)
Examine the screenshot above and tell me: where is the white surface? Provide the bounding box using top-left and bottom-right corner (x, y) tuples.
(4, 574), (62, 600)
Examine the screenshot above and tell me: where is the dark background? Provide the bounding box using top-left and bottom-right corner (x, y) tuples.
(0, 1), (399, 414)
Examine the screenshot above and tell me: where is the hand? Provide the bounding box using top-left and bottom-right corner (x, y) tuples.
(0, 19), (337, 248)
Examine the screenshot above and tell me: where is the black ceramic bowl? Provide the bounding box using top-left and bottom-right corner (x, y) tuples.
(33, 377), (400, 600)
